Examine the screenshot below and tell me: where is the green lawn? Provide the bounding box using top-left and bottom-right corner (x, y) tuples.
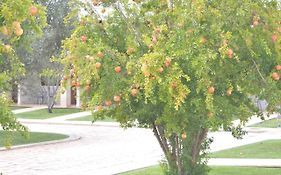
(250, 118), (281, 128)
(119, 166), (281, 175)
(0, 130), (68, 147)
(15, 108), (81, 119)
(211, 140), (281, 159)
(68, 115), (116, 122)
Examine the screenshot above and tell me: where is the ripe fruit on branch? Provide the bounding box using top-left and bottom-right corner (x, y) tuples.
(155, 27), (161, 33)
(85, 85), (91, 91)
(148, 43), (153, 49)
(272, 34), (278, 42)
(127, 47), (135, 55)
(227, 48), (233, 58)
(95, 62), (101, 69)
(272, 72), (280, 81)
(4, 45), (11, 52)
(71, 80), (76, 86)
(63, 75), (68, 80)
(226, 88), (232, 96)
(81, 35), (87, 42)
(96, 105), (103, 111)
(131, 88), (138, 97)
(208, 86), (215, 94)
(143, 71), (150, 77)
(76, 82), (80, 88)
(158, 67), (164, 73)
(165, 57), (171, 67)
(29, 6), (38, 16)
(12, 21), (21, 29)
(152, 35), (157, 44)
(92, 0), (99, 6)
(181, 132), (187, 139)
(200, 36), (207, 44)
(105, 100), (112, 107)
(207, 112), (213, 118)
(113, 95), (121, 102)
(252, 20), (259, 27)
(171, 82), (177, 89)
(115, 66), (121, 73)
(276, 65), (281, 71)
(86, 79), (91, 85)
(15, 28), (23, 36)
(97, 51), (104, 58)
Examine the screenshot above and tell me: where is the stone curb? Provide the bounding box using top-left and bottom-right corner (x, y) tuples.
(12, 106), (47, 114)
(18, 119), (120, 127)
(208, 158), (281, 168)
(115, 158), (281, 175)
(0, 134), (81, 152)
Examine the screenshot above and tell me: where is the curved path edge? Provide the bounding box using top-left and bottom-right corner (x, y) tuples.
(0, 134), (81, 152)
(208, 158), (281, 168)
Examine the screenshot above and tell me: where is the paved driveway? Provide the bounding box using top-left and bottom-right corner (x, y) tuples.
(0, 123), (162, 175)
(1, 122), (281, 175)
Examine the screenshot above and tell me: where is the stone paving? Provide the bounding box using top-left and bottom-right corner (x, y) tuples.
(209, 158), (281, 167)
(45, 111), (91, 121)
(12, 106), (47, 114)
(0, 106), (280, 174)
(0, 123), (162, 175)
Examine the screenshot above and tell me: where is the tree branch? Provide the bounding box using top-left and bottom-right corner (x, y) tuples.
(152, 122), (170, 157)
(251, 58), (267, 85)
(167, 0), (174, 10)
(191, 128), (208, 165)
(113, 2), (144, 48)
(175, 135), (183, 175)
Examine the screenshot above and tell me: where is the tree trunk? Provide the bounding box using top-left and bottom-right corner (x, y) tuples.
(189, 128), (208, 174)
(152, 121), (209, 175)
(47, 86), (53, 113)
(175, 136), (184, 175)
(152, 122), (186, 175)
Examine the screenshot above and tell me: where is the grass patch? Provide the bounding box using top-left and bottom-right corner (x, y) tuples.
(15, 108), (81, 119)
(119, 166), (161, 175)
(209, 166), (281, 175)
(68, 115), (116, 122)
(118, 166), (281, 175)
(211, 140), (281, 159)
(250, 118), (281, 128)
(0, 130), (68, 147)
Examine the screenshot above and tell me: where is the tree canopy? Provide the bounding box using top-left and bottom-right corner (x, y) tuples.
(0, 0), (46, 132)
(55, 0), (281, 174)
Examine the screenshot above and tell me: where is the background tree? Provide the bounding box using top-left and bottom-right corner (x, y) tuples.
(0, 0), (46, 132)
(40, 61), (63, 113)
(61, 0), (281, 175)
(15, 0), (71, 109)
